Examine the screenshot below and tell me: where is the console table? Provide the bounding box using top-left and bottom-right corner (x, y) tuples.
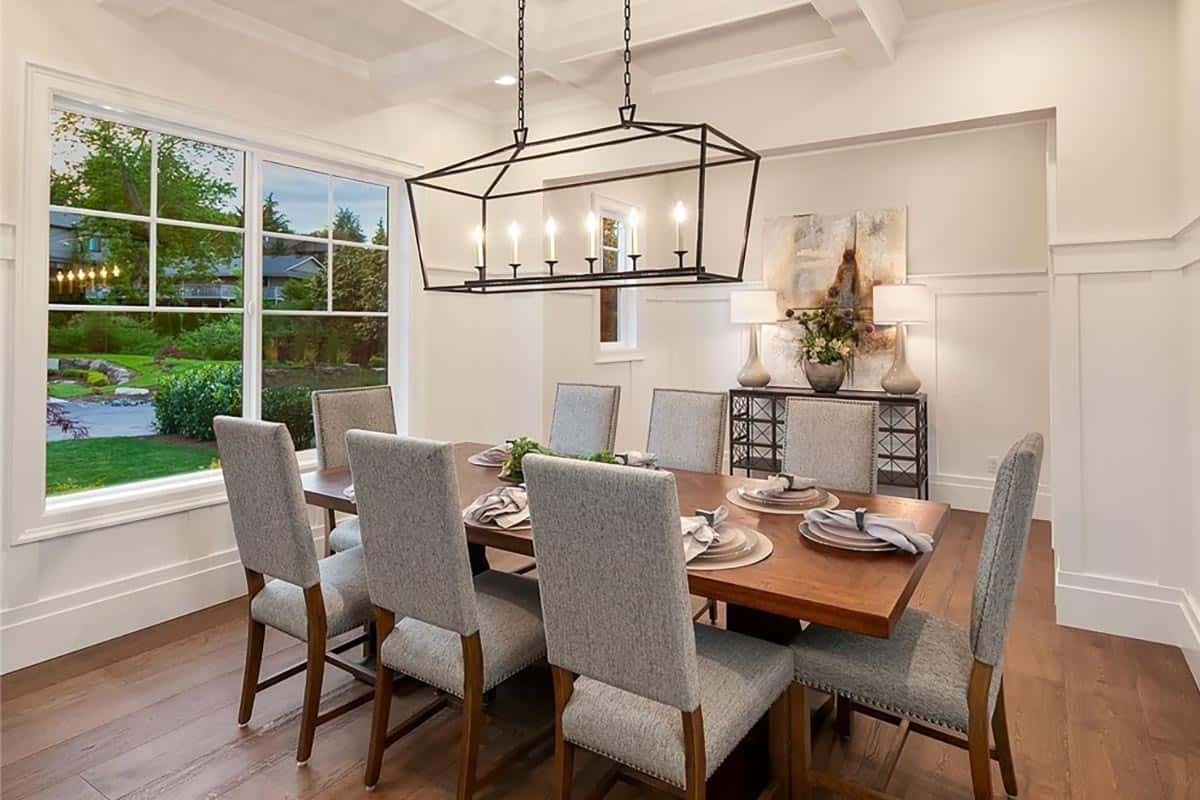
(729, 386), (929, 499)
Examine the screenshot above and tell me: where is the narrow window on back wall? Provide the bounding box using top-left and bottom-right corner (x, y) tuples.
(599, 213), (622, 343)
(596, 202), (638, 354)
(47, 109), (245, 496)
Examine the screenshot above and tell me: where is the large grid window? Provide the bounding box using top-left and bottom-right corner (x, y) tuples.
(45, 109), (390, 497)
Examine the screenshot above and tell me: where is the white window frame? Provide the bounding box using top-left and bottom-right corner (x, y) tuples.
(7, 65), (419, 545)
(590, 193), (642, 364)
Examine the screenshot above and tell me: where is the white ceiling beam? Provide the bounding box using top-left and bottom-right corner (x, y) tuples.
(653, 39), (845, 94)
(369, 38), (511, 103)
(810, 0), (906, 66)
(95, 0), (184, 18)
(547, 0), (813, 60)
(391, 0), (647, 108)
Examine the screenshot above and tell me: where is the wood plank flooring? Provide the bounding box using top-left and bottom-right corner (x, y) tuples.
(3, 511), (1198, 799)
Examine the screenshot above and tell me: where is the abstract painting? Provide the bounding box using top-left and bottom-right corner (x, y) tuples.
(761, 208), (907, 388)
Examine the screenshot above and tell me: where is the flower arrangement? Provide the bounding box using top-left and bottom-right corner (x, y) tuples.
(788, 296), (872, 366)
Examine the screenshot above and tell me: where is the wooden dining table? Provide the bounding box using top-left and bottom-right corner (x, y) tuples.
(302, 441), (951, 641)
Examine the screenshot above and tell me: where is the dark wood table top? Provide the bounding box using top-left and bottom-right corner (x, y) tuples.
(302, 441), (951, 638)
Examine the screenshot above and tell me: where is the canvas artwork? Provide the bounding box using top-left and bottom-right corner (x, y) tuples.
(761, 208), (907, 388)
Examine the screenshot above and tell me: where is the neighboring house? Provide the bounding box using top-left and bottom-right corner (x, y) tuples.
(48, 211), (324, 307)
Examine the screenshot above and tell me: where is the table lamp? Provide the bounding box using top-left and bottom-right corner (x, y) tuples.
(730, 290), (778, 387)
(873, 283), (933, 394)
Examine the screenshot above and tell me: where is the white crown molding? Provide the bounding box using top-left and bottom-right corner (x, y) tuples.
(902, 0), (1099, 44)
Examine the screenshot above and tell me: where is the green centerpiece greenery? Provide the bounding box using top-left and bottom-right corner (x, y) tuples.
(499, 436), (618, 483)
(792, 299), (864, 366)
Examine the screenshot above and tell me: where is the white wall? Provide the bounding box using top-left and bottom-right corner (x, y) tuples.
(1179, 0), (1200, 218)
(0, 0), (542, 671)
(541, 121), (1052, 517)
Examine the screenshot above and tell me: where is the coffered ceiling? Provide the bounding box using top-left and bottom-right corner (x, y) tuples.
(96, 0), (1091, 121)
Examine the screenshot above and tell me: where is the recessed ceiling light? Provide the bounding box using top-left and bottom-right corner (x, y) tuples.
(494, 74), (517, 86)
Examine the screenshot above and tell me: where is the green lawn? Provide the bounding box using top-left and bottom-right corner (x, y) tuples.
(49, 353), (238, 396)
(46, 436), (219, 495)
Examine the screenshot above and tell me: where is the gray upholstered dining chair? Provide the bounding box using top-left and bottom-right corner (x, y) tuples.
(345, 431), (547, 796)
(783, 397), (879, 493)
(213, 416), (373, 766)
(646, 388), (727, 624)
(548, 382), (620, 456)
(523, 454), (792, 800)
(311, 385), (395, 554)
(789, 433), (1044, 800)
(646, 388), (728, 474)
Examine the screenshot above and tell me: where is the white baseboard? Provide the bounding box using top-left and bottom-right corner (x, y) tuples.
(0, 529), (324, 674)
(1056, 572), (1200, 689)
(930, 472), (1051, 520)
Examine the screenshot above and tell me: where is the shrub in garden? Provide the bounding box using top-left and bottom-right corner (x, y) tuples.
(49, 313), (167, 355)
(177, 317), (242, 361)
(86, 370), (109, 387)
(155, 363), (242, 441)
(262, 385), (315, 450)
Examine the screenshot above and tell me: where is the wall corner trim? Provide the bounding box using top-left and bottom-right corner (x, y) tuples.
(1055, 571), (1200, 657)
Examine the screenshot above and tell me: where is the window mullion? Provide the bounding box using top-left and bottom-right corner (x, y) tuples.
(326, 176), (334, 313)
(148, 132), (159, 309)
(243, 151), (264, 421)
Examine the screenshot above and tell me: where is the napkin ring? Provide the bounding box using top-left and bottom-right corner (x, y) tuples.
(779, 472), (797, 490)
(854, 507), (867, 531)
(697, 508), (717, 526)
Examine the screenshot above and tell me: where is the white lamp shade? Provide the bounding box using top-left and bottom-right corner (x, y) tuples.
(730, 290), (778, 325)
(873, 284), (932, 325)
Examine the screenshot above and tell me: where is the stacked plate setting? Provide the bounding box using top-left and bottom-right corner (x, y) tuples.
(799, 512), (896, 552)
(467, 444), (512, 468)
(692, 524), (758, 563)
(736, 482), (832, 511)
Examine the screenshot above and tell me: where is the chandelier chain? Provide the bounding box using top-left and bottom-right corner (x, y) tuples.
(517, 0), (526, 131)
(623, 0), (632, 107)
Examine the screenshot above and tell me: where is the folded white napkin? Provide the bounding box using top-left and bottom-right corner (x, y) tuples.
(617, 450), (657, 468)
(680, 506), (730, 562)
(760, 473), (818, 496)
(463, 486), (530, 528)
(805, 507), (934, 554)
(475, 442), (513, 463)
(343, 485), (355, 500)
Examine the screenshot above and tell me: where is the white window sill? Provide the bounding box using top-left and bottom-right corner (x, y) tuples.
(15, 449), (319, 545)
(593, 349), (645, 365)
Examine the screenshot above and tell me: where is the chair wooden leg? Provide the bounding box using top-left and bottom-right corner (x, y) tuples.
(551, 666), (577, 800)
(708, 599), (718, 625)
(991, 680), (1018, 797)
(682, 707), (706, 800)
(768, 691), (790, 799)
(967, 661), (995, 800)
(835, 695), (853, 740)
(457, 633), (484, 800)
(789, 683), (812, 800)
(297, 585), (328, 765)
(238, 619), (266, 725)
(365, 609), (396, 789)
(238, 570), (267, 726)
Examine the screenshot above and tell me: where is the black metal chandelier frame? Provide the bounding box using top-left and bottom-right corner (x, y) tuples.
(409, 0), (761, 295)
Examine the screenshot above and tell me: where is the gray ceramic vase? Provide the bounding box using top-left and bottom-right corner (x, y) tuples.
(803, 360), (846, 393)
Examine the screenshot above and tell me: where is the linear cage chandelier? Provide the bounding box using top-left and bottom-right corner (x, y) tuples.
(409, 0), (761, 294)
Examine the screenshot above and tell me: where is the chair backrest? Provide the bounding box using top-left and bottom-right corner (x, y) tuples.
(523, 454), (700, 711)
(214, 416), (320, 588)
(783, 397), (879, 493)
(311, 386), (396, 470)
(345, 431), (479, 636)
(646, 388), (728, 474)
(970, 433), (1044, 666)
(548, 383), (621, 456)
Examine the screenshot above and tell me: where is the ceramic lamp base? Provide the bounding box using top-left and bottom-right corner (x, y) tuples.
(881, 324), (921, 394)
(737, 325), (771, 387)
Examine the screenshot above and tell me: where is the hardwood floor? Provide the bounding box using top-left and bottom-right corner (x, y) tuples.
(3, 511), (1198, 800)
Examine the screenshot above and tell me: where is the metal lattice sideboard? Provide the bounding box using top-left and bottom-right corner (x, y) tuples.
(729, 387), (929, 499)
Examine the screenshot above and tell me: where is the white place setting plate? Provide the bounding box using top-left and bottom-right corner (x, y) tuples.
(688, 526), (774, 571)
(726, 485), (839, 515)
(798, 521), (896, 552)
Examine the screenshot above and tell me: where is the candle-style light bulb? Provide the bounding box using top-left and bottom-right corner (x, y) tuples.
(672, 201), (687, 251)
(472, 225), (485, 265)
(56, 271), (64, 285)
(545, 217), (557, 261)
(508, 221), (521, 263)
(111, 264), (121, 278)
(100, 266), (108, 281)
(628, 208), (640, 255)
(88, 268), (96, 281)
(585, 212), (597, 259)
(66, 269), (74, 282)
